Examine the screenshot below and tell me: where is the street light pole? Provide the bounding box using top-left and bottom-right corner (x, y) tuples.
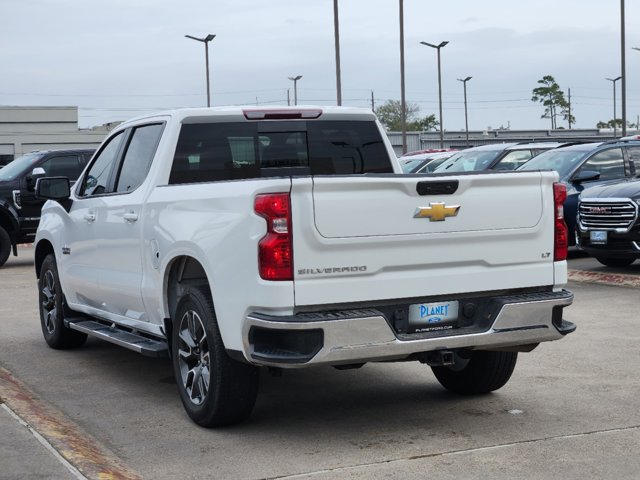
(633, 46), (639, 130)
(399, 0), (407, 154)
(333, 0), (342, 106)
(420, 41), (449, 149)
(606, 76), (622, 137)
(185, 34), (216, 107)
(457, 76), (472, 147)
(621, 0), (627, 136)
(634, 47), (640, 127)
(288, 76), (302, 105)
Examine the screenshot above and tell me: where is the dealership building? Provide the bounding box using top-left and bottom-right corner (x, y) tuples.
(0, 106), (114, 166)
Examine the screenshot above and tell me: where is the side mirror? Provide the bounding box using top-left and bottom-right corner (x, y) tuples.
(36, 177), (71, 201)
(26, 166), (46, 182)
(571, 170), (600, 184)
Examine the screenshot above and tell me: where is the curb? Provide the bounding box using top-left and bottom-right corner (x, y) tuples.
(568, 269), (640, 289)
(0, 367), (141, 480)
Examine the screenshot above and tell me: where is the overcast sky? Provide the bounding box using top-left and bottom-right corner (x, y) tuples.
(2, 0), (640, 131)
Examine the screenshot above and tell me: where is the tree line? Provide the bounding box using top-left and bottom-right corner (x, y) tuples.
(373, 75), (637, 131)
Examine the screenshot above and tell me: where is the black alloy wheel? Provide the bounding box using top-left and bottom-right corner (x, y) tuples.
(38, 254), (87, 349)
(172, 285), (259, 427)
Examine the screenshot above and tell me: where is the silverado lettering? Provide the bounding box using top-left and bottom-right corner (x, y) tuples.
(298, 266), (367, 275)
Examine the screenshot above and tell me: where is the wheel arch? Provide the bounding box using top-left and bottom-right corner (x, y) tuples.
(164, 255), (213, 325)
(35, 240), (55, 278)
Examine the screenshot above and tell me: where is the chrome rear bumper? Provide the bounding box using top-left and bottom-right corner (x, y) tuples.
(242, 290), (574, 368)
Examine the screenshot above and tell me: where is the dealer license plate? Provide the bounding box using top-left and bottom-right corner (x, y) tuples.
(590, 230), (607, 245)
(408, 301), (459, 333)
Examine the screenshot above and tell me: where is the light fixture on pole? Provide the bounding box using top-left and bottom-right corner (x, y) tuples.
(185, 33), (216, 107)
(420, 41), (449, 149)
(288, 76), (302, 105)
(606, 76), (622, 137)
(457, 76), (472, 147)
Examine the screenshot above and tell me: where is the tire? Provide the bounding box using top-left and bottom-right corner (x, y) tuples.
(172, 285), (259, 427)
(431, 350), (517, 395)
(0, 227), (11, 267)
(38, 254), (87, 349)
(595, 256), (636, 268)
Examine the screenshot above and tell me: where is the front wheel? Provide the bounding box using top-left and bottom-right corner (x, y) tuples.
(595, 256), (635, 268)
(38, 254), (87, 349)
(431, 350), (517, 395)
(172, 286), (259, 427)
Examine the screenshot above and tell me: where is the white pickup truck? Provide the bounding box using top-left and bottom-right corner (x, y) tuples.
(34, 106), (575, 427)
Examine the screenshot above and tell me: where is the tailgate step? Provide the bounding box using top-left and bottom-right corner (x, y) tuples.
(66, 318), (168, 357)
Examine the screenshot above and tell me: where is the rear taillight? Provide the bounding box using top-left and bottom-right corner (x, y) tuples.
(254, 193), (293, 281)
(553, 182), (568, 261)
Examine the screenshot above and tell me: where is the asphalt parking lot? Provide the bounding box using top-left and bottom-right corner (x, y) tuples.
(1, 246), (639, 479)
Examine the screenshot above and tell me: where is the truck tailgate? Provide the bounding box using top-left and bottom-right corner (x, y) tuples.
(290, 171), (559, 307)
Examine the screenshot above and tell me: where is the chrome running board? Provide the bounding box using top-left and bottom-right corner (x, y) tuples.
(65, 317), (168, 357)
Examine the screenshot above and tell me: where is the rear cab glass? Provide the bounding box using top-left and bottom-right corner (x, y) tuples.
(169, 120), (392, 184)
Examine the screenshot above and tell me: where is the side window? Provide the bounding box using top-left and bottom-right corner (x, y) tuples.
(115, 124), (164, 193)
(627, 147), (640, 175)
(578, 148), (625, 181)
(39, 155), (82, 180)
(82, 151), (94, 167)
(78, 132), (125, 197)
(494, 150), (533, 171)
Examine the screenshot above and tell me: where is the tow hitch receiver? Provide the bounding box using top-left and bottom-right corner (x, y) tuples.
(420, 350), (455, 367)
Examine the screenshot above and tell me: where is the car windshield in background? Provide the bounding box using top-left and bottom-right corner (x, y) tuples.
(0, 152), (45, 181)
(518, 149), (590, 179)
(433, 150), (501, 173)
(402, 152), (457, 174)
(401, 158), (427, 173)
(421, 156), (451, 173)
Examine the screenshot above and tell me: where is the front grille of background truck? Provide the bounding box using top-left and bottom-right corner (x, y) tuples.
(579, 199), (638, 231)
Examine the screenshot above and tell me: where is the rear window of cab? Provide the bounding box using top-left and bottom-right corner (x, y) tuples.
(169, 120), (392, 184)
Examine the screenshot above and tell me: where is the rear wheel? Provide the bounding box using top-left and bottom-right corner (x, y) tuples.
(595, 256), (635, 268)
(431, 350), (517, 395)
(0, 227), (11, 267)
(38, 254), (87, 349)
(172, 285), (259, 427)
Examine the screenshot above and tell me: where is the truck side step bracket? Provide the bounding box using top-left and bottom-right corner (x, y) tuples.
(66, 318), (168, 357)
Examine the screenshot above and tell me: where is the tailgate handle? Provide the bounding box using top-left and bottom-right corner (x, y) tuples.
(416, 180), (459, 196)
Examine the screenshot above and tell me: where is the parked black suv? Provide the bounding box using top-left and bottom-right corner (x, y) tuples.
(0, 149), (94, 266)
(577, 179), (640, 267)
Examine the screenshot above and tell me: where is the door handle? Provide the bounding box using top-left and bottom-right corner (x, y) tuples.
(83, 213), (96, 223)
(123, 212), (139, 223)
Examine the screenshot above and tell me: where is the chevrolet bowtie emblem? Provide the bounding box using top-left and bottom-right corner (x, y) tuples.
(413, 202), (460, 221)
